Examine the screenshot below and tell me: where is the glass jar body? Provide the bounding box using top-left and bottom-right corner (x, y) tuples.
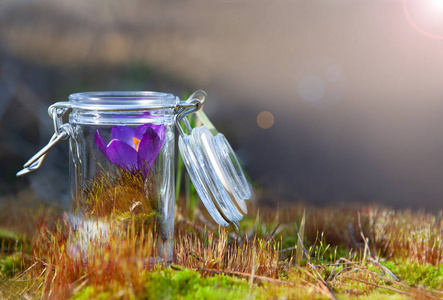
(67, 92), (176, 262)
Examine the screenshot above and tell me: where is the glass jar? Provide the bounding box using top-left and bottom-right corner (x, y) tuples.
(17, 90), (251, 263)
(68, 92), (177, 260)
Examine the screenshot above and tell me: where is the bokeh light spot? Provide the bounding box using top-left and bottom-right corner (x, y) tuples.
(257, 111), (274, 129)
(298, 75), (325, 102)
(295, 58), (346, 109)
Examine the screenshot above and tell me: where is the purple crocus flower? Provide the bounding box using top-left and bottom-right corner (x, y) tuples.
(95, 124), (165, 171)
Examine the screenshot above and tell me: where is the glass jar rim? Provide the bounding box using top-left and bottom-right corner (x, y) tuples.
(68, 91), (179, 110)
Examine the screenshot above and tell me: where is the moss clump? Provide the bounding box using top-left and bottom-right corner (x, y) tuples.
(382, 259), (443, 290)
(82, 167), (159, 218)
(69, 268), (251, 300)
(80, 167), (163, 237)
(0, 228), (20, 254)
(0, 253), (25, 277)
(144, 268), (251, 300)
(70, 287), (112, 300)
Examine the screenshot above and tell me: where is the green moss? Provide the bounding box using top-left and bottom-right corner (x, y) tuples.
(0, 228), (19, 241)
(259, 283), (329, 300)
(144, 267), (251, 299)
(346, 293), (410, 300)
(0, 228), (20, 253)
(70, 286), (112, 300)
(382, 259), (443, 290)
(281, 236), (297, 251)
(0, 253), (25, 277)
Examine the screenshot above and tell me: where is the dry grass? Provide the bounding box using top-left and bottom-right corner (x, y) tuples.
(30, 218), (159, 299)
(371, 208), (443, 265)
(255, 204), (443, 266)
(1, 194), (443, 299)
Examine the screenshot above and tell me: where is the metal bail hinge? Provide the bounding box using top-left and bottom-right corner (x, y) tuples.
(174, 90), (207, 137)
(16, 103), (71, 177)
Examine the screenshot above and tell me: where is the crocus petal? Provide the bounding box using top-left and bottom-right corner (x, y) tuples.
(95, 130), (108, 158)
(106, 139), (138, 170)
(137, 127), (162, 169)
(135, 124), (165, 141)
(150, 124), (165, 141)
(111, 126), (136, 148)
(135, 124), (151, 139)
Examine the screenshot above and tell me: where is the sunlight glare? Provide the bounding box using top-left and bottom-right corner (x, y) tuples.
(404, 0), (443, 39)
(430, 0), (443, 10)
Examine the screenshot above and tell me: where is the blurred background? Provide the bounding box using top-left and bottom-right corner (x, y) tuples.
(1, 0), (443, 209)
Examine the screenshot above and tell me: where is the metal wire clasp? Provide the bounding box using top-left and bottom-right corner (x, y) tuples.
(174, 90), (206, 137)
(16, 103), (72, 177)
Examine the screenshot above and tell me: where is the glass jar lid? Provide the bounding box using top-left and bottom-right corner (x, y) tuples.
(178, 125), (250, 229)
(68, 91), (179, 111)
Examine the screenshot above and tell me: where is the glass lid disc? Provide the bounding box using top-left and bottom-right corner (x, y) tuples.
(178, 125), (250, 228)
